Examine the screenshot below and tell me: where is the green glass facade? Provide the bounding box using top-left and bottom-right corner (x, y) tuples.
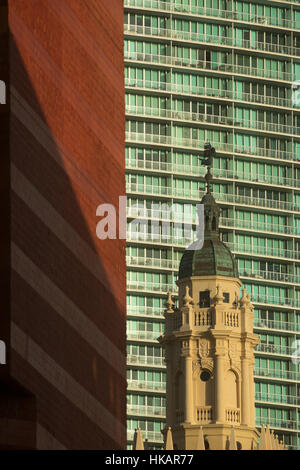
(125, 0), (300, 449)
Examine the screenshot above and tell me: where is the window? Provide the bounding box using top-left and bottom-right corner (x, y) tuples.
(200, 290), (210, 307)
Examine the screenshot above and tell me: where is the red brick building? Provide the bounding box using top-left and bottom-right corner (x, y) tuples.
(0, 0), (126, 449)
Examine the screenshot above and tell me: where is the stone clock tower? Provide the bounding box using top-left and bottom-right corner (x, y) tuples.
(159, 162), (260, 450)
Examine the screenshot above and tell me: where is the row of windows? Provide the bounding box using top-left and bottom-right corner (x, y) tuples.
(147, 0), (298, 24)
(125, 67), (292, 101)
(127, 295), (165, 309)
(127, 418), (164, 433)
(127, 174), (292, 203)
(125, 13), (300, 48)
(255, 357), (297, 372)
(126, 93), (297, 126)
(127, 368), (166, 382)
(126, 147), (298, 183)
(127, 394), (166, 408)
(125, 40), (300, 75)
(254, 309), (298, 324)
(127, 344), (164, 358)
(127, 319), (164, 333)
(255, 382), (297, 397)
(126, 121), (300, 157)
(127, 271), (174, 285)
(256, 407), (295, 421)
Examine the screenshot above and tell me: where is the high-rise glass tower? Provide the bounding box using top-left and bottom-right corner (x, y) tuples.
(124, 0), (300, 449)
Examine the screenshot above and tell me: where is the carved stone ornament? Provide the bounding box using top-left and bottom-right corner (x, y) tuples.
(199, 339), (209, 358)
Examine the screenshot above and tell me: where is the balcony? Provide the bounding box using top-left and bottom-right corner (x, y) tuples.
(127, 354), (165, 367)
(245, 293), (299, 309)
(254, 367), (300, 382)
(124, 0), (299, 31)
(127, 429), (163, 443)
(126, 158), (300, 188)
(127, 329), (162, 341)
(126, 209), (299, 238)
(254, 317), (300, 333)
(124, 51), (294, 83)
(256, 416), (298, 431)
(126, 255), (176, 270)
(239, 269), (300, 285)
(125, 132), (298, 163)
(126, 104), (300, 137)
(125, 23), (300, 58)
(127, 404), (166, 418)
(125, 78), (293, 110)
(127, 230), (194, 248)
(127, 305), (163, 318)
(126, 182), (298, 213)
(195, 406), (213, 424)
(226, 242), (300, 261)
(255, 391), (300, 407)
(226, 408), (241, 424)
(127, 379), (166, 393)
(255, 342), (296, 356)
(221, 217), (297, 237)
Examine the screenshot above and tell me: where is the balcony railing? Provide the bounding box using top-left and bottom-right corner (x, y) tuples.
(254, 367), (300, 382)
(126, 255), (176, 270)
(126, 158), (300, 188)
(255, 342), (295, 356)
(127, 404), (166, 417)
(226, 408), (241, 424)
(125, 132), (298, 162)
(254, 317), (300, 333)
(127, 379), (166, 393)
(127, 208), (298, 237)
(127, 231), (194, 247)
(127, 354), (165, 367)
(255, 392), (300, 406)
(127, 329), (162, 341)
(256, 416), (298, 430)
(124, 0), (300, 31)
(127, 429), (163, 443)
(125, 23), (300, 58)
(127, 279), (177, 293)
(226, 242), (300, 261)
(125, 78), (293, 110)
(239, 269), (300, 284)
(127, 305), (163, 318)
(221, 217), (298, 236)
(244, 293), (298, 308)
(126, 104), (300, 137)
(126, 182), (298, 213)
(195, 406), (212, 423)
(124, 51), (294, 82)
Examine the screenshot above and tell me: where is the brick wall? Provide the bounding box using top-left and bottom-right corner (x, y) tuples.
(0, 0), (126, 449)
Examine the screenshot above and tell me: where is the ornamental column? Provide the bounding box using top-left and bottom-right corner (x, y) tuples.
(215, 353), (225, 423)
(184, 355), (193, 423)
(241, 357), (251, 426)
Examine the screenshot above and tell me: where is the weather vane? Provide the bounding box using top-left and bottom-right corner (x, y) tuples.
(198, 142), (215, 193)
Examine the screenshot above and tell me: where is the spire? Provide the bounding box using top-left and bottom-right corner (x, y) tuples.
(133, 428), (144, 450)
(199, 143), (220, 239)
(196, 427), (205, 450)
(229, 427), (237, 450)
(164, 427), (174, 450)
